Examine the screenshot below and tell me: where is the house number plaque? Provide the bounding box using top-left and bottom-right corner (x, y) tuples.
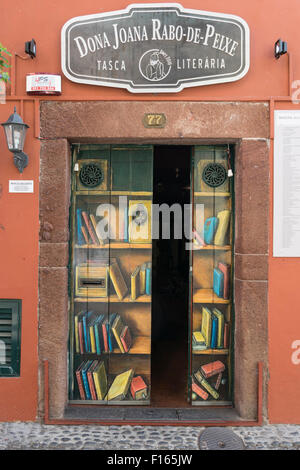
(143, 113), (166, 128)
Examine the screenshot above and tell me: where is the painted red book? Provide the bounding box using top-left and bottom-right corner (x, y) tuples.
(102, 321), (109, 352)
(218, 262), (230, 299)
(200, 360), (225, 379)
(223, 323), (229, 349)
(75, 362), (86, 400)
(130, 376), (148, 400)
(192, 378), (208, 400)
(87, 360), (98, 400)
(120, 325), (132, 353)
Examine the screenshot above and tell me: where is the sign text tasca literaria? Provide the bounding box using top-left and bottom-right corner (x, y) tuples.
(61, 3), (250, 93)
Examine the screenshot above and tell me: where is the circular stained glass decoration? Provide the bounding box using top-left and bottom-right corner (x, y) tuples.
(79, 163), (104, 188)
(202, 163), (227, 188)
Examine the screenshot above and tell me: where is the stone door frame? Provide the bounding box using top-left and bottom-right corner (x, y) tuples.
(38, 100), (269, 421)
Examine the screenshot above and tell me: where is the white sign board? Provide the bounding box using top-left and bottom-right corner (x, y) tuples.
(9, 180), (34, 193)
(274, 110), (300, 256)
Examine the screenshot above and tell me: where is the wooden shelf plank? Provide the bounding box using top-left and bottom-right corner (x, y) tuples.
(75, 243), (152, 249)
(113, 336), (150, 355)
(193, 289), (230, 304)
(75, 294), (151, 303)
(194, 192), (230, 197)
(75, 336), (150, 355)
(192, 348), (229, 355)
(192, 244), (231, 251)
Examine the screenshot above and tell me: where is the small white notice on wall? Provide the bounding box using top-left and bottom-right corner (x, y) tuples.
(274, 110), (300, 256)
(9, 180), (34, 193)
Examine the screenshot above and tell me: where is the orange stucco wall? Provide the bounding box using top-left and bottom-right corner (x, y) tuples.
(0, 0), (300, 422)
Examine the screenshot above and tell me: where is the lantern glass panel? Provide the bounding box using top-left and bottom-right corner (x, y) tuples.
(12, 124), (27, 151)
(3, 124), (13, 150)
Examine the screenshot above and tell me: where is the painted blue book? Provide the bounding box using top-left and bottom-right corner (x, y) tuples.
(213, 268), (224, 298)
(145, 262), (151, 295)
(94, 315), (105, 355)
(107, 313), (118, 352)
(82, 311), (95, 352)
(204, 217), (219, 245)
(76, 209), (85, 245)
(124, 206), (128, 242)
(210, 315), (218, 349)
(81, 360), (93, 400)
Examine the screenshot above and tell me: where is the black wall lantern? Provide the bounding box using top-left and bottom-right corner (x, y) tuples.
(1, 107), (29, 173)
(274, 39), (287, 59)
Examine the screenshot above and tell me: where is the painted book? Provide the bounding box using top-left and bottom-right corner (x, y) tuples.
(81, 360), (93, 400)
(223, 323), (230, 349)
(94, 314), (105, 355)
(210, 315), (218, 349)
(200, 360), (225, 379)
(214, 209), (231, 246)
(193, 228), (206, 246)
(82, 211), (100, 245)
(212, 308), (225, 349)
(108, 259), (128, 300)
(145, 262), (152, 295)
(192, 331), (206, 350)
(87, 360), (98, 400)
(139, 263), (146, 295)
(213, 268), (224, 298)
(76, 209), (85, 245)
(75, 362), (86, 400)
(93, 361), (107, 401)
(201, 307), (212, 348)
(107, 313), (117, 352)
(218, 262), (230, 300)
(81, 225), (90, 245)
(194, 369), (219, 400)
(123, 206), (129, 242)
(130, 376), (148, 400)
(203, 217), (219, 245)
(131, 266), (140, 300)
(120, 325), (132, 353)
(74, 310), (85, 353)
(82, 311), (95, 353)
(102, 319), (109, 353)
(107, 369), (134, 401)
(111, 314), (126, 353)
(90, 214), (104, 245)
(191, 378), (209, 400)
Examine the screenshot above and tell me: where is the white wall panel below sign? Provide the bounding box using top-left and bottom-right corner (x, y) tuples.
(274, 110), (300, 257)
(61, 3), (250, 93)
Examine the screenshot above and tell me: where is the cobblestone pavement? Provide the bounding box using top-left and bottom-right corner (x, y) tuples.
(0, 422), (299, 450)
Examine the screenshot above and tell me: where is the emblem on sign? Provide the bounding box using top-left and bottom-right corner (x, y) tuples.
(61, 3), (250, 93)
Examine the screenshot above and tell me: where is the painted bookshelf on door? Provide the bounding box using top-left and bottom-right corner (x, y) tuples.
(190, 145), (234, 406)
(69, 144), (153, 404)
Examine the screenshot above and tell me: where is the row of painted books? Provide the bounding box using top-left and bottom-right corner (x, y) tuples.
(193, 209), (231, 247)
(192, 360), (225, 401)
(76, 202), (151, 246)
(75, 364), (148, 401)
(192, 307), (229, 351)
(77, 209), (107, 246)
(74, 312), (132, 355)
(131, 262), (151, 300)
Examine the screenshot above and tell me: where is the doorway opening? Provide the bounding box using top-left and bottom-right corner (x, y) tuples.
(151, 145), (191, 407)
